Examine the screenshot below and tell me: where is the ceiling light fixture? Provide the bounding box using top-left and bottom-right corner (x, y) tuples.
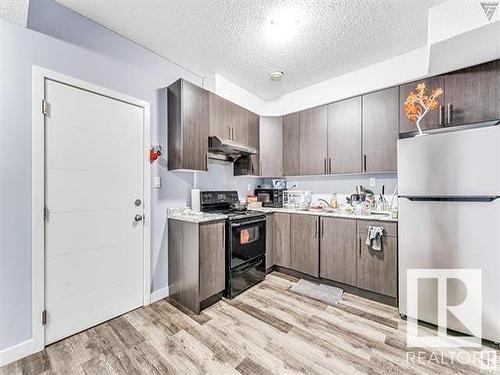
(269, 71), (285, 81)
(264, 7), (303, 45)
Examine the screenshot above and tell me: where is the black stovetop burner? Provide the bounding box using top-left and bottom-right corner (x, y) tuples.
(199, 190), (264, 221)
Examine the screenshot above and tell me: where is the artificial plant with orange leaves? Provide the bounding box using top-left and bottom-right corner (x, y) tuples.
(403, 82), (443, 136)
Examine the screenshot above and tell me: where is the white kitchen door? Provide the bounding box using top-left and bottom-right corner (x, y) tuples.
(44, 79), (144, 344)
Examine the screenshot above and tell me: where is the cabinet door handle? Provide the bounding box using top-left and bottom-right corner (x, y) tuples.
(315, 220), (318, 239)
(324, 158), (327, 174)
(446, 104), (453, 125)
(328, 157), (332, 174)
(228, 125), (231, 139)
(321, 219), (324, 239)
(359, 237), (362, 258)
(438, 104), (444, 125)
(363, 155), (367, 172)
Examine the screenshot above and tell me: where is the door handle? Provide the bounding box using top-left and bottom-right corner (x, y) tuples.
(321, 219), (324, 239)
(359, 237), (361, 258)
(315, 219), (318, 238)
(328, 158), (332, 174)
(134, 214), (143, 222)
(438, 105), (444, 125)
(363, 155), (367, 172)
(324, 158), (327, 174)
(446, 104), (453, 125)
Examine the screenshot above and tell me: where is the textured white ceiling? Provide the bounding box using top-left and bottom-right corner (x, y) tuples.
(55, 0), (445, 100)
(0, 0), (29, 26)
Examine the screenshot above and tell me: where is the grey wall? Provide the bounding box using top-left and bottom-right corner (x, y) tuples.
(0, 0), (261, 351)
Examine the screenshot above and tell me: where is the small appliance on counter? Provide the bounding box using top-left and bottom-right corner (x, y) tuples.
(200, 191), (266, 298)
(283, 190), (311, 210)
(255, 187), (285, 207)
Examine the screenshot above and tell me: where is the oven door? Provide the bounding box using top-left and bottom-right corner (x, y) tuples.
(229, 217), (266, 268)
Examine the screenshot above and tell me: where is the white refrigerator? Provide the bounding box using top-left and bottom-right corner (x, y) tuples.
(398, 125), (500, 343)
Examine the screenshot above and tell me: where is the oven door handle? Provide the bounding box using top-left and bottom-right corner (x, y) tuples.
(230, 218), (266, 227)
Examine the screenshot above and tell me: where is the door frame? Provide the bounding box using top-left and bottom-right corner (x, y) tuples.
(31, 66), (151, 352)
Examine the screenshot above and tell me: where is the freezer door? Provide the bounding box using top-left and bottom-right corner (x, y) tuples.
(398, 125), (500, 196)
(398, 197), (500, 343)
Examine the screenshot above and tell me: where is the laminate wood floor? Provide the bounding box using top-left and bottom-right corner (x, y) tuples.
(2, 272), (498, 374)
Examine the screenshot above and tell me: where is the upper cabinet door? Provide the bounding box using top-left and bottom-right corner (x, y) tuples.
(228, 101), (248, 145)
(247, 110), (260, 175)
(168, 79), (209, 171)
(209, 93), (230, 139)
(399, 76), (445, 134)
(444, 60), (500, 126)
(362, 87), (399, 173)
(327, 97), (362, 174)
(259, 116), (283, 177)
(299, 106), (328, 175)
(282, 113), (300, 176)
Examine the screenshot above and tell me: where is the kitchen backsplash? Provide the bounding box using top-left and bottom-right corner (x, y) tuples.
(262, 173), (398, 207)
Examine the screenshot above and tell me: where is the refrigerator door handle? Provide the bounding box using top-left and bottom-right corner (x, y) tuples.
(399, 196), (500, 202)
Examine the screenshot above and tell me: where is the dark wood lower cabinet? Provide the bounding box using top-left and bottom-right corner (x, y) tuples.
(265, 214), (275, 271)
(199, 222), (226, 301)
(356, 232), (397, 298)
(168, 219), (225, 313)
(290, 214), (319, 277)
(319, 217), (357, 285)
(265, 213), (397, 300)
(273, 213), (291, 268)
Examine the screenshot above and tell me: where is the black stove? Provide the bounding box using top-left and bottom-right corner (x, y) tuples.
(200, 191), (266, 298)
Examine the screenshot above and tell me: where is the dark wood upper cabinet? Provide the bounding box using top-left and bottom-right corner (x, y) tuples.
(168, 79), (209, 171)
(209, 92), (230, 139)
(290, 214), (319, 277)
(299, 106), (328, 175)
(234, 110), (260, 176)
(399, 76), (445, 134)
(444, 60), (500, 126)
(327, 97), (362, 174)
(228, 101), (248, 145)
(362, 87), (399, 173)
(282, 113), (300, 176)
(320, 217), (357, 285)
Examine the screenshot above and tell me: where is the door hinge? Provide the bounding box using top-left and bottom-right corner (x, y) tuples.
(43, 205), (49, 222)
(42, 310), (47, 325)
(42, 99), (49, 115)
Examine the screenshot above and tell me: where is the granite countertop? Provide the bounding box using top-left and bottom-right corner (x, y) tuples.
(167, 208), (227, 223)
(251, 207), (398, 222)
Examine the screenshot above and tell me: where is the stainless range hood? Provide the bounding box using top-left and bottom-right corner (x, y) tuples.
(208, 135), (257, 161)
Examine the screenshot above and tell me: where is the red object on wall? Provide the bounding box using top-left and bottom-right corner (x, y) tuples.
(149, 143), (163, 163)
(150, 149), (159, 162)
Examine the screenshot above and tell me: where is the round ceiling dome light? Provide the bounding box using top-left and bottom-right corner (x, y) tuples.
(269, 71), (285, 81)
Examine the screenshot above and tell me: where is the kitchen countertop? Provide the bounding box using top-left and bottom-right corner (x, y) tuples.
(167, 208), (227, 223)
(251, 207), (398, 222)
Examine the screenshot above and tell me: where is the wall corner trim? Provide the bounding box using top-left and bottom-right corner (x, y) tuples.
(150, 286), (170, 303)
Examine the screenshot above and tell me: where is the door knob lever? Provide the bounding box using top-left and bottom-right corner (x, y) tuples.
(134, 214), (143, 222)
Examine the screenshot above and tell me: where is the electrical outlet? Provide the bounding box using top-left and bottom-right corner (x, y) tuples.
(154, 176), (161, 189)
(369, 178), (376, 187)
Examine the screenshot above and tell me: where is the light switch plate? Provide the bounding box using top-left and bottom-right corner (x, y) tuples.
(369, 178), (376, 187)
(154, 176), (161, 189)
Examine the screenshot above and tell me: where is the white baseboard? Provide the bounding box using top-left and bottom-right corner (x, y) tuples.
(150, 286), (169, 303)
(0, 338), (42, 368)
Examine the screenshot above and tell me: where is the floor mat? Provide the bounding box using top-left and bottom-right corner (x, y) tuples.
(290, 279), (343, 305)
